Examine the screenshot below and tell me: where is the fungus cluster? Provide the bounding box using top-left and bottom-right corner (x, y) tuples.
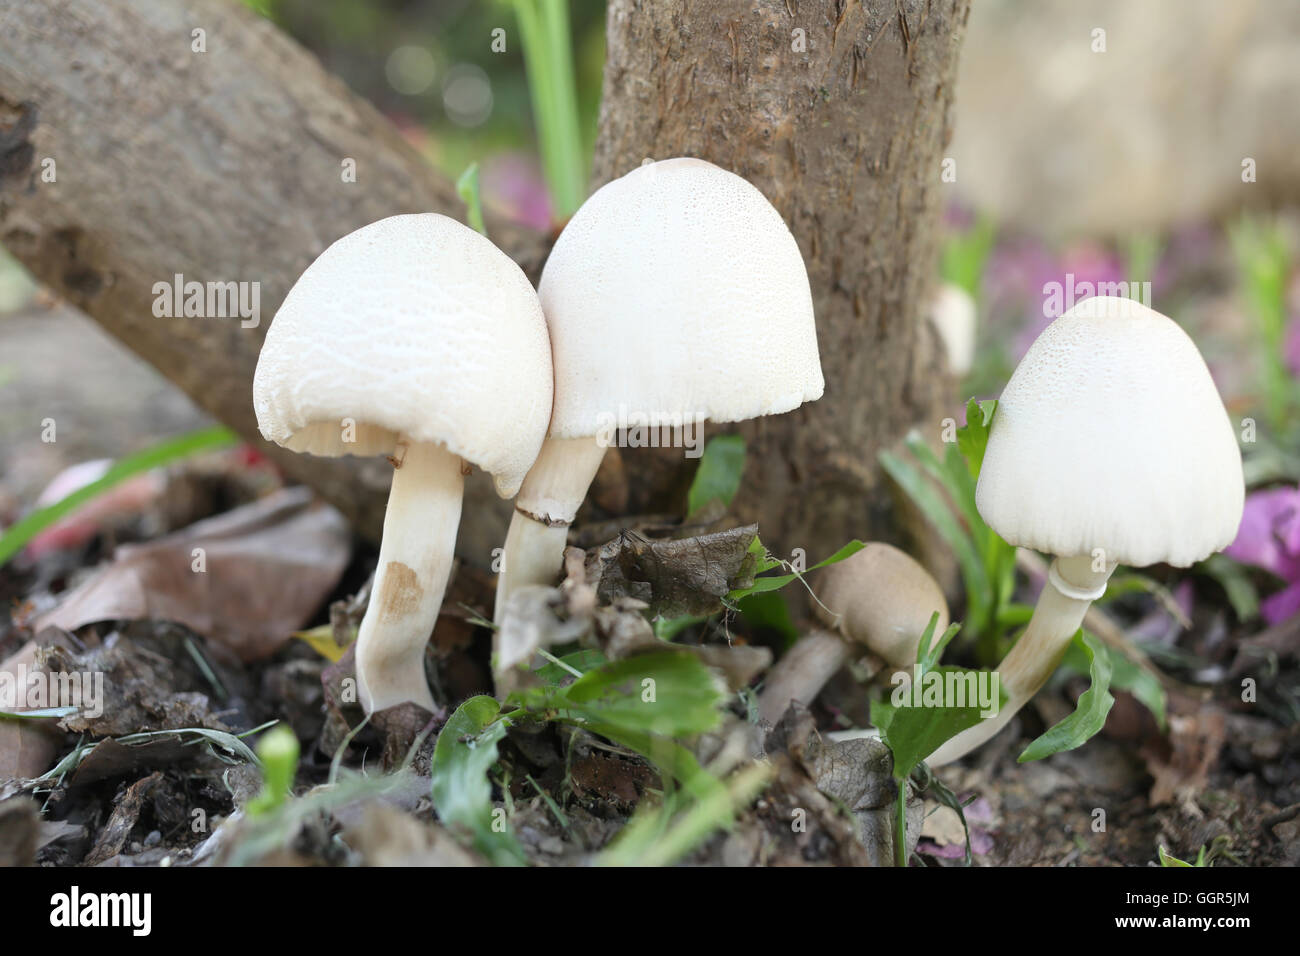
(253, 214), (552, 713)
(253, 161), (823, 714)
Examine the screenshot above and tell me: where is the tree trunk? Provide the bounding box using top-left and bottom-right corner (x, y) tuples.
(0, 0), (544, 555)
(592, 0), (967, 562)
(0, 0), (967, 571)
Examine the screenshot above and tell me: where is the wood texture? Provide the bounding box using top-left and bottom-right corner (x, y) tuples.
(0, 0), (969, 571)
(592, 0), (968, 560)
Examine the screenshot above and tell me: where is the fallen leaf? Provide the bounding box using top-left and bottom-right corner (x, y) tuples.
(342, 804), (480, 866)
(0, 798), (39, 866)
(36, 487), (351, 661)
(584, 525), (759, 618)
(0, 638), (74, 780)
(1143, 708), (1227, 810)
(39, 623), (248, 738)
(82, 771), (163, 866)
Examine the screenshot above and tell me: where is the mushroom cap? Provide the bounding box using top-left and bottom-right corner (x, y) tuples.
(812, 542), (950, 668)
(253, 214), (553, 498)
(930, 282), (977, 377)
(538, 158), (824, 438)
(975, 296), (1244, 568)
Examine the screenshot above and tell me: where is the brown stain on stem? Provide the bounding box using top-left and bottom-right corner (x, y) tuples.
(376, 561), (423, 624)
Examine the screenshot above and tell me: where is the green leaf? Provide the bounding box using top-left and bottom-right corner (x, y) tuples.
(910, 763), (976, 866)
(1019, 631), (1115, 763)
(956, 398), (997, 482)
(1062, 638), (1166, 732)
(940, 216), (996, 299)
(1158, 844), (1208, 868)
(560, 651), (724, 738)
(0, 425), (238, 566)
(534, 648), (606, 685)
(686, 435), (747, 517)
(652, 615), (708, 642)
(726, 539), (865, 602)
(456, 162), (487, 238)
(874, 616), (1006, 784)
(915, 615), (963, 676)
(246, 725), (299, 817)
(431, 695), (526, 866)
(1199, 553), (1260, 623)
(880, 448), (988, 624)
(736, 590), (799, 646)
(872, 666), (1004, 782)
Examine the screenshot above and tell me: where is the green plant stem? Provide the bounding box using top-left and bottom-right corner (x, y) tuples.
(512, 0), (585, 219)
(456, 162), (487, 237)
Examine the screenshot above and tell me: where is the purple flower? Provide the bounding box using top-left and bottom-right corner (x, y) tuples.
(481, 153), (553, 232)
(1224, 483), (1300, 624)
(1284, 314), (1300, 378)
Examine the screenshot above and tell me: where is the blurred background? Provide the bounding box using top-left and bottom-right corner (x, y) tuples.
(2, 0), (1298, 606)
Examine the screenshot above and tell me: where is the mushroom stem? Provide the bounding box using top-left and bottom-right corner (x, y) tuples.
(925, 553), (1115, 767)
(356, 440), (464, 714)
(757, 629), (851, 729)
(494, 435), (607, 624)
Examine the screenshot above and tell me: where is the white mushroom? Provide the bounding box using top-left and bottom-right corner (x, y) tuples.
(929, 282), (977, 377)
(927, 296), (1244, 766)
(494, 158), (825, 623)
(757, 543), (950, 728)
(254, 214), (552, 714)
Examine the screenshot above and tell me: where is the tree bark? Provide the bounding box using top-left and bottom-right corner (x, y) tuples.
(592, 0), (967, 562)
(0, 0), (544, 554)
(0, 0), (967, 572)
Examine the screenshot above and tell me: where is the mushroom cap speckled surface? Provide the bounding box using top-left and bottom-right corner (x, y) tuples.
(975, 296), (1244, 568)
(253, 214), (553, 499)
(538, 158), (824, 438)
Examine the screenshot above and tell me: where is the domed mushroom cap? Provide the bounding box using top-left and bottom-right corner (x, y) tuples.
(812, 542), (950, 668)
(975, 296), (1244, 568)
(253, 214), (553, 498)
(538, 158), (824, 438)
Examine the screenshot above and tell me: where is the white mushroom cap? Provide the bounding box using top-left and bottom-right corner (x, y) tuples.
(253, 214), (553, 498)
(929, 282), (977, 376)
(538, 158), (824, 438)
(975, 296), (1244, 568)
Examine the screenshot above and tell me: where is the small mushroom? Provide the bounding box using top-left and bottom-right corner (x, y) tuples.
(929, 282), (977, 377)
(494, 158), (825, 623)
(254, 214), (553, 713)
(927, 296), (1244, 766)
(757, 543), (949, 728)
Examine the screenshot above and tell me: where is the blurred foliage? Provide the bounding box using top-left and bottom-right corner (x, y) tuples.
(246, 0), (606, 197)
(881, 398), (1020, 663)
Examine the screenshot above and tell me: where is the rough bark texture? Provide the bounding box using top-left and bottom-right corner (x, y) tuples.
(0, 0), (967, 570)
(592, 0), (967, 560)
(0, 0), (543, 554)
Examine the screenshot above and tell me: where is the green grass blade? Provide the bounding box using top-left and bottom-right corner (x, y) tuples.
(0, 425), (238, 567)
(511, 0), (586, 219)
(456, 162), (488, 238)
